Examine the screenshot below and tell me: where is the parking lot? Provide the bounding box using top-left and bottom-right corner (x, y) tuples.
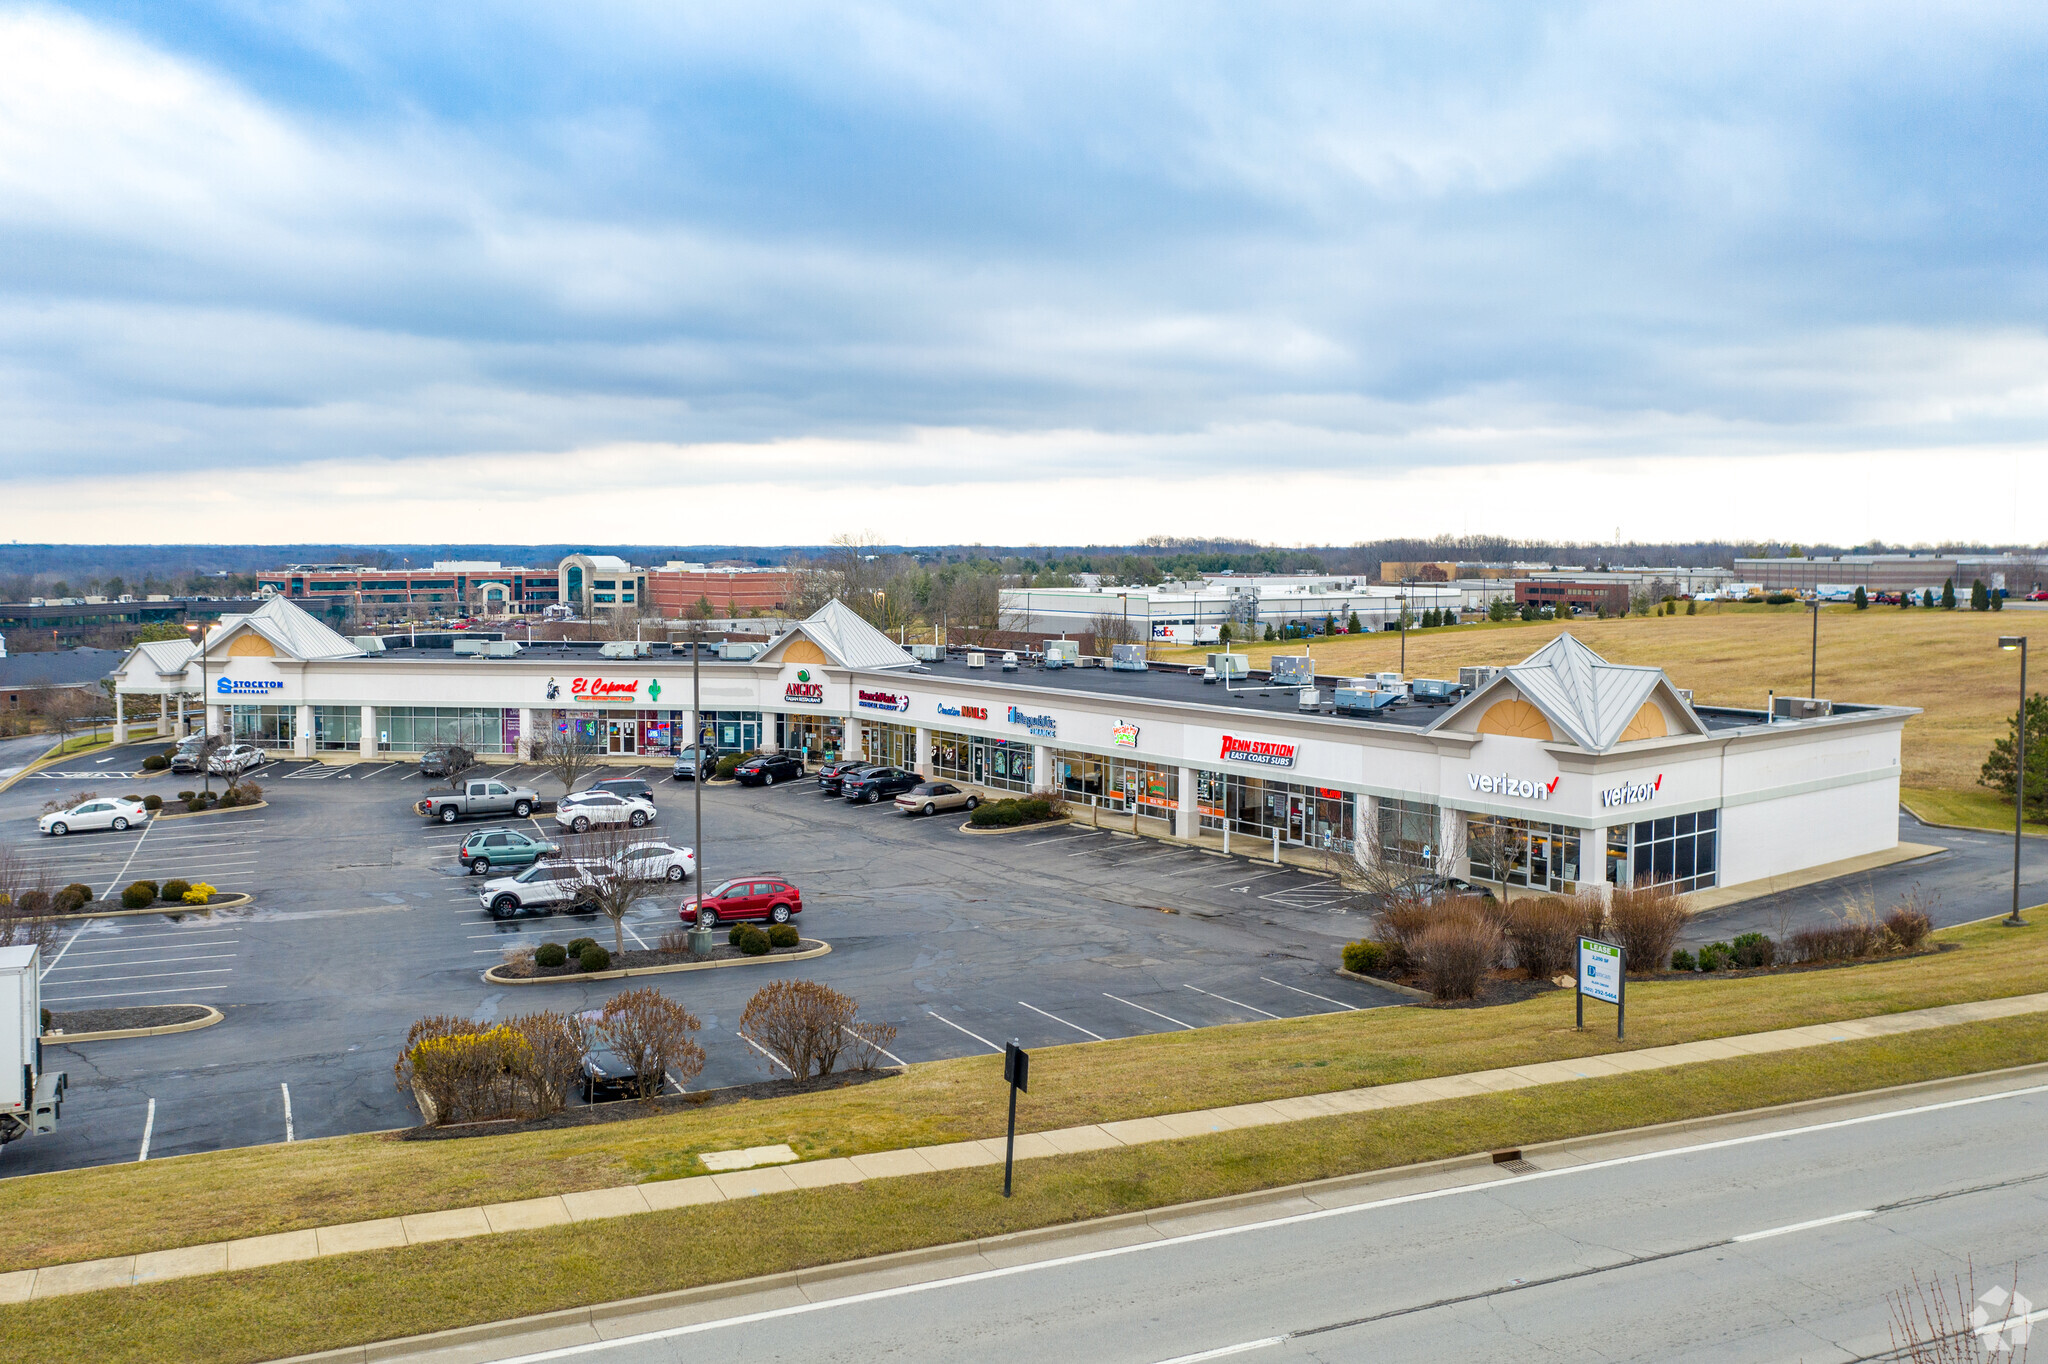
(2, 744), (1400, 1176)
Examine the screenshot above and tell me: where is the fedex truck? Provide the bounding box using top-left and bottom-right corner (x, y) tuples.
(1, 945), (66, 1149)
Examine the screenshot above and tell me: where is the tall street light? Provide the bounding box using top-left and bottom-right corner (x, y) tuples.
(1809, 598), (1821, 699)
(1999, 635), (2029, 926)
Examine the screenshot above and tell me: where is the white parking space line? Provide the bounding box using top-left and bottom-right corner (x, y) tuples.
(737, 1032), (793, 1074)
(840, 1023), (908, 1068)
(137, 1098), (155, 1162)
(358, 763), (399, 779)
(1259, 977), (1360, 1011)
(46, 984), (232, 1002)
(1228, 869), (1295, 886)
(1114, 849), (1193, 868)
(63, 941), (238, 956)
(1103, 993), (1193, 1030)
(1017, 1000), (1108, 1041)
(38, 921), (92, 979)
(281, 1083), (295, 1142)
(925, 1009), (1003, 1053)
(1018, 832), (1102, 847)
(52, 968), (235, 986)
(1181, 983), (1281, 1020)
(46, 955), (236, 970)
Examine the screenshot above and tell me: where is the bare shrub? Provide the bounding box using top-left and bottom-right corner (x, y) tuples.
(656, 926), (696, 956)
(506, 1009), (586, 1117)
(1604, 882), (1689, 972)
(844, 1020), (900, 1071)
(394, 1017), (533, 1126)
(0, 844), (56, 957)
(739, 979), (859, 1081)
(1506, 896), (1584, 979)
(594, 987), (705, 1101)
(499, 945), (536, 977)
(1413, 909), (1503, 1001)
(1886, 885), (1939, 950)
(1887, 1262), (2029, 1363)
(41, 790), (98, 816)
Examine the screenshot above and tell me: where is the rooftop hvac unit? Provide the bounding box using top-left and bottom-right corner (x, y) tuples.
(909, 643), (944, 661)
(28, 597), (43, 606)
(1110, 643), (1148, 671)
(1269, 655), (1315, 686)
(452, 637), (486, 655)
(485, 640), (523, 657)
(599, 640), (654, 658)
(967, 651), (986, 668)
(1773, 696), (1833, 720)
(1458, 665), (1501, 691)
(1297, 686), (1322, 712)
(723, 642), (763, 661)
(1043, 640), (1080, 669)
(1409, 678), (1456, 702)
(1206, 652), (1249, 680)
(352, 635), (387, 653)
(118, 594), (135, 603)
(1334, 688), (1400, 715)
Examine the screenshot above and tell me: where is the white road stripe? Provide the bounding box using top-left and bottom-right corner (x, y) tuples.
(281, 1083), (295, 1142)
(54, 968), (235, 984)
(1731, 1209), (1873, 1242)
(1017, 1001), (1108, 1041)
(1103, 993), (1193, 1030)
(106, 815), (160, 893)
(839, 1024), (908, 1068)
(47, 955), (236, 970)
(45, 985), (231, 1001)
(925, 1009), (1003, 1053)
(38, 922), (91, 980)
(137, 1098), (155, 1162)
(1182, 984), (1281, 1020)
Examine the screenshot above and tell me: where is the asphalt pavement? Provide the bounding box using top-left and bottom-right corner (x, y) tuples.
(422, 1074), (2048, 1364)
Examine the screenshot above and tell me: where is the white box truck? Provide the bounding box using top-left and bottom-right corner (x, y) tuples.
(1, 945), (66, 1148)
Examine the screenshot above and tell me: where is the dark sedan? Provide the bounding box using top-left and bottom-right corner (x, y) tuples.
(817, 760), (873, 796)
(841, 765), (922, 804)
(734, 752), (806, 786)
(579, 1042), (661, 1103)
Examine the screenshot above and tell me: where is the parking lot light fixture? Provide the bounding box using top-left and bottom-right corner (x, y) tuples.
(2000, 635), (2028, 926)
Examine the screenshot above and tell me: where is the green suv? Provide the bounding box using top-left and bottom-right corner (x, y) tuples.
(459, 827), (561, 876)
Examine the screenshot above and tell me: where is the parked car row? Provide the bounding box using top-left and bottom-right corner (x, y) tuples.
(476, 839), (698, 917)
(167, 737), (266, 776)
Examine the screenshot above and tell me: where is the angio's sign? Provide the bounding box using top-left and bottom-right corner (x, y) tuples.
(1468, 772), (1557, 801)
(1220, 735), (1296, 768)
(1601, 774), (1663, 808)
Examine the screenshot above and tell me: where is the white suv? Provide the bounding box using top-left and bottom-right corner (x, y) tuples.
(478, 859), (608, 919)
(553, 790), (656, 833)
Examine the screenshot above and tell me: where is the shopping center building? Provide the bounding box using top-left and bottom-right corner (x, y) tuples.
(112, 597), (1915, 901)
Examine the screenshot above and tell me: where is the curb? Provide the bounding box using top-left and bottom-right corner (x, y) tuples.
(1900, 799), (2048, 840)
(0, 737), (69, 794)
(483, 940), (831, 986)
(1335, 966), (1431, 1001)
(955, 816), (1070, 835)
(265, 1058), (2048, 1364)
(46, 1006), (224, 1044)
(41, 892), (252, 923)
(153, 801), (270, 822)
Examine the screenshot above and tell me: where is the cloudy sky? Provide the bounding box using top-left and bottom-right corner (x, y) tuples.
(2, 2), (2044, 545)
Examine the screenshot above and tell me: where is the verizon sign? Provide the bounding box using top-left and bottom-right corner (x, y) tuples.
(1601, 774), (1663, 808)
(1220, 735), (1296, 768)
(1468, 772), (1557, 802)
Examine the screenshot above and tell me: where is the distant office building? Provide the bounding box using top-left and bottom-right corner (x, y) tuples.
(256, 564), (559, 622)
(1735, 554), (2046, 596)
(1514, 581), (1633, 615)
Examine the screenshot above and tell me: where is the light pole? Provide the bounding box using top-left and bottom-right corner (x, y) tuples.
(1809, 598), (1821, 699)
(691, 621), (706, 910)
(1999, 635), (2029, 926)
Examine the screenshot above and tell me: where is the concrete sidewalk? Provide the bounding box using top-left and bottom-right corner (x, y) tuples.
(6, 989), (2046, 1305)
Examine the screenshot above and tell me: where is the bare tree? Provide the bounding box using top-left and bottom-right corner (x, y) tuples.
(535, 720), (598, 798)
(593, 987), (705, 1102)
(1090, 610), (1143, 649)
(739, 979), (862, 1082)
(1462, 817), (1525, 905)
(1322, 807), (1447, 913)
(560, 823), (671, 957)
(0, 843), (57, 958)
(440, 745), (477, 791)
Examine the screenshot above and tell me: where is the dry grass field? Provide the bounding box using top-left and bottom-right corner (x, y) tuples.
(1162, 602), (2034, 794)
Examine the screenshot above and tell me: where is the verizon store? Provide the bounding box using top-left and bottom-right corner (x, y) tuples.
(113, 597), (1915, 900)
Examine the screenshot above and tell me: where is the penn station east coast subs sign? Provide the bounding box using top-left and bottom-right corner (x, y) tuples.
(1220, 734), (1296, 768)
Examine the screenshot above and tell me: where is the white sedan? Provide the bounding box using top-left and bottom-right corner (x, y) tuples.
(40, 797), (150, 836)
(553, 790), (657, 833)
(614, 841), (695, 883)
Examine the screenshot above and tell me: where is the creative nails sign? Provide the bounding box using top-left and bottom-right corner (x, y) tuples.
(1220, 734), (1295, 768)
(936, 702), (990, 721)
(1008, 705), (1057, 737)
(570, 677), (644, 703)
(1469, 772), (1558, 802)
(1110, 720), (1140, 748)
(1600, 774), (1663, 808)
(858, 688), (910, 712)
(784, 667), (824, 704)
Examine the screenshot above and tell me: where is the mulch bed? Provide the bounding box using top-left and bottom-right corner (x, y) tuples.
(396, 1067), (898, 1141)
(47, 1004), (211, 1034)
(497, 937), (824, 978)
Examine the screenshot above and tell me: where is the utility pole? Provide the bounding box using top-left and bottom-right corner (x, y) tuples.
(2000, 635), (2029, 926)
(691, 621), (705, 902)
(1809, 599), (1820, 698)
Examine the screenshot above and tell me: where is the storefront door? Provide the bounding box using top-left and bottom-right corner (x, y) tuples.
(606, 719), (636, 755)
(1286, 795), (1308, 844)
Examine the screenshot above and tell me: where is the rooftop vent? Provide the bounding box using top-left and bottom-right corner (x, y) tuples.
(1269, 655), (1315, 686)
(1773, 696), (1832, 720)
(352, 635), (387, 653)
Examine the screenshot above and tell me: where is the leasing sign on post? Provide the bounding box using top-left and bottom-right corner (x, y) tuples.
(1577, 936), (1625, 1039)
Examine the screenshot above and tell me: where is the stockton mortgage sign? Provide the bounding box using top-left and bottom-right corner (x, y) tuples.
(1468, 771), (1558, 802)
(216, 677), (284, 695)
(1219, 734), (1296, 768)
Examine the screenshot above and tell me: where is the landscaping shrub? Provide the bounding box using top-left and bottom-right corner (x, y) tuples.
(177, 790), (195, 802)
(713, 754), (744, 781)
(14, 889), (49, 915)
(142, 795), (162, 812)
(735, 925), (771, 956)
(565, 937), (597, 957)
(132, 880), (159, 900)
(1884, 905), (1933, 950)
(727, 924), (748, 946)
(1730, 931), (1776, 969)
(141, 754), (170, 771)
(394, 1011), (588, 1124)
(534, 942), (568, 969)
(593, 987), (706, 1101)
(120, 883), (155, 910)
(1341, 940), (1388, 973)
(656, 927), (695, 956)
(214, 789), (241, 809)
(1412, 908), (1502, 1001)
(767, 923), (800, 948)
(576, 943), (611, 972)
(1505, 896), (1584, 979)
(1695, 941), (1731, 972)
(738, 978), (862, 1079)
(185, 796), (209, 813)
(161, 879), (191, 902)
(1668, 947), (1696, 972)
(54, 883), (93, 913)
(182, 882), (216, 905)
(967, 796), (1061, 828)
(235, 781), (263, 804)
(1604, 882), (1689, 971)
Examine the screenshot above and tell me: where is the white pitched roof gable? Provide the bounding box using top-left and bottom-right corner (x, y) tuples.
(770, 599), (917, 671)
(204, 597), (364, 662)
(1439, 633), (1702, 751)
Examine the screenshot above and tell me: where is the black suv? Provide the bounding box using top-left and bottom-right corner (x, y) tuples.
(817, 760), (872, 796)
(589, 776), (656, 807)
(733, 752), (805, 787)
(840, 765), (922, 804)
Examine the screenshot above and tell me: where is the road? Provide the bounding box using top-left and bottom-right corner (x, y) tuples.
(441, 1077), (2048, 1364)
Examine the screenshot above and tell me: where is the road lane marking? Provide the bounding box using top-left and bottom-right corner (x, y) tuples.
(281, 1083), (295, 1142)
(1259, 977), (1360, 1011)
(137, 1098), (155, 1162)
(1731, 1209), (1873, 1241)
(1018, 1001), (1108, 1041)
(925, 1009), (1003, 1053)
(1103, 993), (1193, 1030)
(1182, 983), (1281, 1020)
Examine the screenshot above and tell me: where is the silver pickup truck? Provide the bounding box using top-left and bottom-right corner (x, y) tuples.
(416, 778), (540, 824)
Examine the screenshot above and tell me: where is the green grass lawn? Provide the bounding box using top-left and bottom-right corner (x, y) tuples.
(6, 913), (2044, 1276)
(6, 1012), (2044, 1364)
(1902, 784), (2047, 835)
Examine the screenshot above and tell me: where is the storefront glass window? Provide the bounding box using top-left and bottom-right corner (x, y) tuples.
(312, 705), (360, 751)
(373, 706), (511, 754)
(1466, 815), (1583, 892)
(929, 731), (1035, 792)
(1197, 771), (1355, 850)
(1629, 809), (1718, 892)
(230, 705), (296, 748)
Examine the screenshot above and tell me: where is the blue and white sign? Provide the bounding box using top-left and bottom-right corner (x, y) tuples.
(1578, 937), (1623, 1005)
(216, 677), (284, 695)
(1007, 705), (1057, 738)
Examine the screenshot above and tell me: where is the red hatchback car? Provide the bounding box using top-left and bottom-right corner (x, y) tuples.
(681, 877), (803, 927)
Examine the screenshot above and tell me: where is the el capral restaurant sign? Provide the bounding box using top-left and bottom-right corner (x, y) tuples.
(1220, 734), (1296, 768)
